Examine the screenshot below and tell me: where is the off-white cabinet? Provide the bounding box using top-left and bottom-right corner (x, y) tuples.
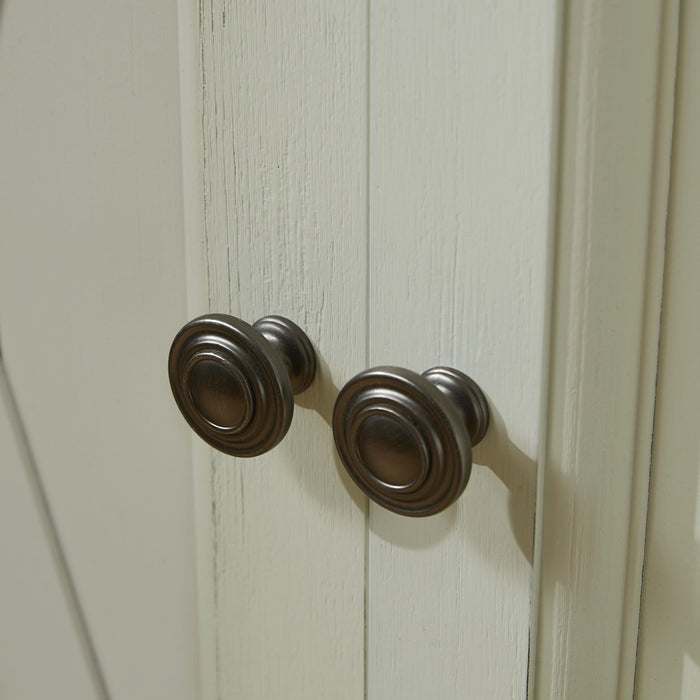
(0, 0), (693, 698)
(183, 1), (675, 697)
(0, 1), (197, 697)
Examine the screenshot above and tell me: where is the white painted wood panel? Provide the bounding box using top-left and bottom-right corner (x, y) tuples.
(0, 1), (198, 697)
(532, 1), (673, 698)
(0, 363), (96, 699)
(195, 3), (368, 697)
(191, 1), (678, 697)
(368, 2), (556, 697)
(636, 2), (700, 697)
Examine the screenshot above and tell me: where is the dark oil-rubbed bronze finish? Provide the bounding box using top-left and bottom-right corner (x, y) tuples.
(169, 314), (316, 457)
(333, 366), (489, 516)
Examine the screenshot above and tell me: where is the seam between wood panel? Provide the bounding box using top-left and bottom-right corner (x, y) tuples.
(364, 2), (372, 699)
(526, 0), (567, 696)
(0, 352), (111, 700)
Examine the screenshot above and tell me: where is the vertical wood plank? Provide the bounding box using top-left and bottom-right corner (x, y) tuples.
(197, 2), (368, 697)
(533, 1), (672, 697)
(635, 1), (700, 697)
(0, 1), (198, 697)
(0, 364), (96, 699)
(368, 2), (557, 697)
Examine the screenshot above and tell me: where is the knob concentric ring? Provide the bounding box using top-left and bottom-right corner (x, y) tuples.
(169, 314), (315, 457)
(333, 366), (488, 516)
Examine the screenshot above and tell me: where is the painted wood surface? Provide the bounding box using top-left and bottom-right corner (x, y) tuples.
(367, 2), (556, 697)
(194, 0), (558, 697)
(0, 0), (680, 696)
(635, 1), (700, 697)
(532, 1), (673, 698)
(191, 0), (677, 698)
(0, 1), (198, 697)
(194, 3), (369, 697)
(0, 362), (96, 699)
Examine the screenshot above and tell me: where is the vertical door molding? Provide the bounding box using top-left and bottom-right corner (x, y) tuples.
(532, 0), (677, 697)
(190, 3), (369, 697)
(635, 1), (700, 696)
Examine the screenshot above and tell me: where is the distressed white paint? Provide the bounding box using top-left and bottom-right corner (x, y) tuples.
(195, 3), (368, 697)
(0, 1), (198, 697)
(191, 0), (679, 697)
(532, 1), (672, 698)
(636, 2), (700, 696)
(194, 0), (558, 695)
(0, 0), (681, 695)
(367, 1), (555, 697)
(0, 364), (95, 699)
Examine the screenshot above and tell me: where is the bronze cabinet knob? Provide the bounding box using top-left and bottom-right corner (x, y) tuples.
(168, 314), (316, 457)
(333, 366), (489, 516)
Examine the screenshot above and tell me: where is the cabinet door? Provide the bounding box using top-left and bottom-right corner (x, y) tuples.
(189, 2), (554, 697)
(189, 2), (673, 699)
(0, 0), (675, 698)
(0, 1), (198, 697)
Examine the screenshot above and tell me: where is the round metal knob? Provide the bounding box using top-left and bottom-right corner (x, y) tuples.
(168, 314), (316, 457)
(333, 366), (489, 516)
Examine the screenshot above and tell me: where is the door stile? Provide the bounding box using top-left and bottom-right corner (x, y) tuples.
(531, 1), (676, 697)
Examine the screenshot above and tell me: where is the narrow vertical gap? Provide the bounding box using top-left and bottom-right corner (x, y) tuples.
(526, 0), (567, 696)
(630, 3), (683, 696)
(364, 2), (372, 699)
(630, 279), (665, 700)
(0, 355), (111, 700)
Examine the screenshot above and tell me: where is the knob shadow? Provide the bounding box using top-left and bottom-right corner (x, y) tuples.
(293, 348), (367, 514)
(297, 359), (538, 570)
(366, 394), (537, 571)
(471, 399), (537, 566)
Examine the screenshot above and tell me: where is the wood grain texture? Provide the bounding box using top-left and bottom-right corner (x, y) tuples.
(533, 1), (670, 697)
(197, 2), (368, 697)
(0, 363), (95, 699)
(0, 1), (198, 697)
(368, 2), (556, 697)
(635, 1), (700, 697)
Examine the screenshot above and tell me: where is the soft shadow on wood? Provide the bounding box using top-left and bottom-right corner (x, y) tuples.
(293, 346), (366, 514)
(369, 397), (537, 565)
(471, 400), (537, 565)
(308, 378), (538, 565)
(295, 355), (542, 568)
